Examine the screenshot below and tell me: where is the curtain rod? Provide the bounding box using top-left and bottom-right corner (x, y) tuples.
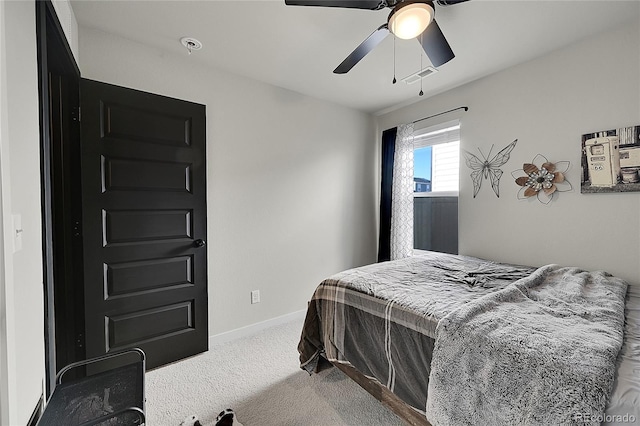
(413, 106), (469, 125)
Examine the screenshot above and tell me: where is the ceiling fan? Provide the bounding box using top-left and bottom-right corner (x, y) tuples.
(284, 0), (469, 74)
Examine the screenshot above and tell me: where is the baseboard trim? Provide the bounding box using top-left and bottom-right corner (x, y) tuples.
(209, 309), (306, 348)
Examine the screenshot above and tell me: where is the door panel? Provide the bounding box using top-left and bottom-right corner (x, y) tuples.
(102, 102), (192, 146)
(105, 255), (194, 298)
(103, 157), (192, 192)
(80, 79), (208, 369)
(103, 209), (193, 244)
(106, 300), (194, 349)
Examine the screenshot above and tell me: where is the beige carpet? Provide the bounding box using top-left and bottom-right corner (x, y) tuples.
(146, 318), (406, 426)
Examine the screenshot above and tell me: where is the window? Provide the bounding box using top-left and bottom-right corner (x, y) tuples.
(413, 121), (460, 194)
(413, 120), (460, 254)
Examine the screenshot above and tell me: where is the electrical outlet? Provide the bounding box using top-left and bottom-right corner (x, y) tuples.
(251, 290), (260, 304)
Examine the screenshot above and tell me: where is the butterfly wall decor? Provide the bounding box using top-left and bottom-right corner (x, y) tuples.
(462, 139), (518, 198)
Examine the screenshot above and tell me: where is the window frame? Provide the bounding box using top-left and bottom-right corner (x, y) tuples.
(413, 119), (461, 197)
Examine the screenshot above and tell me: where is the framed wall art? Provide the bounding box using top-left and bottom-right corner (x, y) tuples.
(581, 125), (640, 193)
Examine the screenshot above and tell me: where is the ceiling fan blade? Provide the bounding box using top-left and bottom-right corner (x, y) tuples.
(285, 0), (383, 9)
(419, 19), (454, 67)
(436, 0), (470, 5)
(334, 24), (389, 74)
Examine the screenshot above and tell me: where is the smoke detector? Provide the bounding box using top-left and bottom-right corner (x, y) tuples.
(180, 37), (202, 55)
(402, 66), (438, 84)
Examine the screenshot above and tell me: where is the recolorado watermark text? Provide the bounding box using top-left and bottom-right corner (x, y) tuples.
(573, 413), (637, 423)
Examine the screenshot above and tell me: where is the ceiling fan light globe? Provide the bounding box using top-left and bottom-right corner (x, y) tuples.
(389, 3), (434, 40)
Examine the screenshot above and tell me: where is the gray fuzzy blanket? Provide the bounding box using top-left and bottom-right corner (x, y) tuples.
(426, 264), (628, 426)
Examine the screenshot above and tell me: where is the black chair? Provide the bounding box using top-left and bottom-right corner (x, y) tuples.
(38, 348), (146, 426)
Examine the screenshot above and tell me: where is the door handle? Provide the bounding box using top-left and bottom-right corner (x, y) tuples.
(193, 239), (206, 248)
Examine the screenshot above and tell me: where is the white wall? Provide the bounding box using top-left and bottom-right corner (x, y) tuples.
(0, 3), (13, 422)
(0, 1), (79, 424)
(0, 1), (45, 424)
(377, 18), (640, 286)
(78, 27), (377, 336)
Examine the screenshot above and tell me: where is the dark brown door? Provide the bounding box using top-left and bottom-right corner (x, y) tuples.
(80, 79), (208, 369)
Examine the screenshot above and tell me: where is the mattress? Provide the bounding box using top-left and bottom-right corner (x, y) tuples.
(298, 251), (639, 424)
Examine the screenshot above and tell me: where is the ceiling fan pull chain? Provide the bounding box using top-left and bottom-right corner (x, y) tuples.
(419, 33), (424, 96)
(392, 35), (397, 84)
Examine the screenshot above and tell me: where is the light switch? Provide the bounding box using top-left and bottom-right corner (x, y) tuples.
(12, 214), (22, 252)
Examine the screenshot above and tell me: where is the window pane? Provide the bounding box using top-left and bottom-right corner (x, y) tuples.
(414, 196), (458, 254)
(414, 146), (432, 193)
(432, 141), (459, 192)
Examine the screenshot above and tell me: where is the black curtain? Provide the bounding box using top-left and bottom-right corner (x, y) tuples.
(377, 127), (397, 262)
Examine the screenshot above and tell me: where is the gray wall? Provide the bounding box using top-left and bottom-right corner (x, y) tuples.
(377, 17), (640, 286)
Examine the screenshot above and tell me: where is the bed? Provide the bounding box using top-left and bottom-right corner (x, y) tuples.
(298, 251), (640, 425)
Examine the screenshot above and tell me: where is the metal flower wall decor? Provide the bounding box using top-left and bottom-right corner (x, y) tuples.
(511, 155), (572, 204)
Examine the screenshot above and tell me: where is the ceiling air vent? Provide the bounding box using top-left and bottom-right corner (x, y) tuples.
(402, 66), (438, 84)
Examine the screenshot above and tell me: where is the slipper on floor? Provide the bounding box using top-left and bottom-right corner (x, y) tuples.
(179, 409), (243, 426)
(215, 408), (244, 426)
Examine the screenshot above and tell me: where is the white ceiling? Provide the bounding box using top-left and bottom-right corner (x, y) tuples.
(71, 0), (640, 115)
